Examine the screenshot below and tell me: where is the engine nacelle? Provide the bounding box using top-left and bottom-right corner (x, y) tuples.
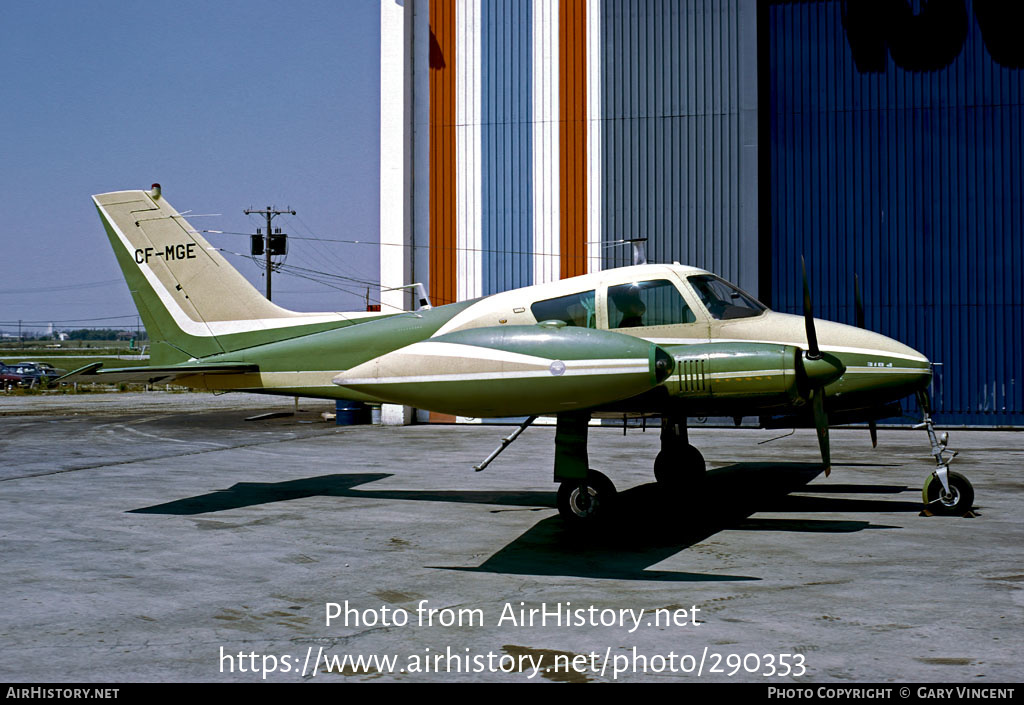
(333, 325), (675, 418)
(668, 342), (803, 406)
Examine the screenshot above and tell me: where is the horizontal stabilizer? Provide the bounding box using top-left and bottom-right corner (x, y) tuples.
(57, 361), (259, 385)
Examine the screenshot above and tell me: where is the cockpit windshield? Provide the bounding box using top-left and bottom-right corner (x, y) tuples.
(688, 275), (766, 320)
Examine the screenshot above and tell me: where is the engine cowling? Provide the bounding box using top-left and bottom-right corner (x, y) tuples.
(332, 324), (675, 417)
(667, 341), (845, 409)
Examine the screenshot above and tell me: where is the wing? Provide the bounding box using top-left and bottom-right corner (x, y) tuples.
(57, 361), (259, 386)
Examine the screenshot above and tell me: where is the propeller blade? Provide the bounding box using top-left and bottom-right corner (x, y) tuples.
(854, 273), (865, 330)
(812, 387), (831, 476)
(855, 274), (877, 448)
(801, 256), (821, 359)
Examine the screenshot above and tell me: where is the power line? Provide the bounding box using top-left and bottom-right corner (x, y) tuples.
(0, 280), (122, 295)
(263, 265), (406, 313)
(290, 213), (380, 286)
(202, 230), (603, 260)
(228, 247), (377, 287)
(214, 247), (402, 312)
(0, 314), (138, 324)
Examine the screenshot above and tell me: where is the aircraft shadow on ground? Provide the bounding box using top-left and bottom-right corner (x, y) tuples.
(129, 473), (555, 515)
(443, 463), (915, 582)
(131, 462), (917, 582)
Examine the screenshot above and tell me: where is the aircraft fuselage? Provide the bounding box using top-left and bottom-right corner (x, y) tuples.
(177, 263), (929, 422)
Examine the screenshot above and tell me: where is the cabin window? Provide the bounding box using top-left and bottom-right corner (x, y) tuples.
(608, 280), (696, 328)
(688, 275), (766, 320)
(531, 290), (596, 328)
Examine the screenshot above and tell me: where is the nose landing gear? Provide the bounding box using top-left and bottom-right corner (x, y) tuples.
(915, 391), (975, 516)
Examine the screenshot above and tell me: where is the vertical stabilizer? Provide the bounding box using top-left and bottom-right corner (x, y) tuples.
(94, 187), (364, 364)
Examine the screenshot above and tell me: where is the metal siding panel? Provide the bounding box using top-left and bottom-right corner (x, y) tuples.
(430, 0), (458, 307)
(560, 0), (588, 278)
(481, 2), (492, 294)
(586, 0), (603, 274)
(768, 0), (1024, 425)
(480, 0), (533, 296)
(456, 0), (484, 303)
(598, 0), (752, 282)
(535, 0), (561, 284)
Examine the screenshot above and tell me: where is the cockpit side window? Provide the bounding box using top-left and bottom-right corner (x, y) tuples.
(531, 290), (596, 328)
(608, 280), (696, 329)
(688, 275), (766, 320)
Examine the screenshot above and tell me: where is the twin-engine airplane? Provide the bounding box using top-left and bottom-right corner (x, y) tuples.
(64, 186), (972, 522)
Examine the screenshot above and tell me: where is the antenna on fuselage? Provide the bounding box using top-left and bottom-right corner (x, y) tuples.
(381, 282), (432, 311)
(600, 238), (648, 266)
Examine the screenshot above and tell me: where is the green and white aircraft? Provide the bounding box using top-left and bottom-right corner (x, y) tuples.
(64, 186), (971, 522)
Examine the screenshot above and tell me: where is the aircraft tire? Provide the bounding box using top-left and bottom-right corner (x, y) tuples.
(922, 471), (974, 516)
(653, 445), (706, 487)
(557, 470), (617, 524)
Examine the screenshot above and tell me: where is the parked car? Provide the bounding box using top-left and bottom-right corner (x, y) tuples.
(17, 362), (66, 378)
(1, 364), (39, 388)
(1, 362), (64, 388)
(1, 364), (18, 388)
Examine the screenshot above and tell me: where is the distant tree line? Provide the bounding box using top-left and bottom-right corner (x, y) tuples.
(65, 328), (149, 341)
(1, 328), (149, 341)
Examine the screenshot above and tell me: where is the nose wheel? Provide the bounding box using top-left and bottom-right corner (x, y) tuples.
(923, 471), (974, 516)
(915, 391), (975, 516)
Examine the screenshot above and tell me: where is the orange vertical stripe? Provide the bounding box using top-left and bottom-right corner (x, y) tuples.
(559, 0), (587, 279)
(430, 0), (457, 305)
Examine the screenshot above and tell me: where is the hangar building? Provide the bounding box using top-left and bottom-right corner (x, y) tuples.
(379, 0), (1023, 426)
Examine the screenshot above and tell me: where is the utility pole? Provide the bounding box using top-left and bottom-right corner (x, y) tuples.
(244, 206), (295, 301)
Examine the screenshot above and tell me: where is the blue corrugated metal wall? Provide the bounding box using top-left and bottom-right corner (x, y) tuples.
(599, 0), (759, 290)
(481, 0), (533, 295)
(768, 0), (1024, 425)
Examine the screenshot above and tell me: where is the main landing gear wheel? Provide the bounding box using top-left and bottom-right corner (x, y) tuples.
(653, 445), (706, 487)
(557, 469), (617, 524)
(922, 471), (974, 516)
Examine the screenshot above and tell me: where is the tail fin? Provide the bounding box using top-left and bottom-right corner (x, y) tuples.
(94, 187), (365, 365)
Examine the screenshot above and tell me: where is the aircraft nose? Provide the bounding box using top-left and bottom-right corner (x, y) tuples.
(912, 348), (933, 393)
(908, 350), (933, 393)
(860, 329), (933, 395)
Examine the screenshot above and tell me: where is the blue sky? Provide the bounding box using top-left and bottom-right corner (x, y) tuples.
(0, 0), (381, 335)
